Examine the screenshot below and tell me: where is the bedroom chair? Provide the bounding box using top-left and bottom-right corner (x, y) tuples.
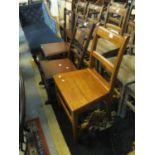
(53, 26), (129, 142)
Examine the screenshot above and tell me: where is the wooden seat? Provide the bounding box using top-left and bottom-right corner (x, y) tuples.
(53, 26), (129, 142)
(54, 68), (109, 111)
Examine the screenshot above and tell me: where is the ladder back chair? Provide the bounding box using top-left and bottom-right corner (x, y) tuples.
(39, 17), (95, 103)
(104, 3), (129, 35)
(40, 8), (76, 60)
(53, 26), (129, 142)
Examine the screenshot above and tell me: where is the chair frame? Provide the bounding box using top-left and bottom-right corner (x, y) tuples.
(54, 26), (129, 142)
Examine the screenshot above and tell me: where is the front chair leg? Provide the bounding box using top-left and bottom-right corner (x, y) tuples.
(72, 112), (78, 143)
(105, 94), (112, 121)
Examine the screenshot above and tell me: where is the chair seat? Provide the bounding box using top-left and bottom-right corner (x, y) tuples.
(41, 42), (70, 58)
(40, 58), (76, 79)
(109, 55), (135, 84)
(53, 68), (110, 111)
(88, 38), (118, 56)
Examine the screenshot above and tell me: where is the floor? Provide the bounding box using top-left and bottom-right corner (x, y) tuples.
(19, 26), (70, 155)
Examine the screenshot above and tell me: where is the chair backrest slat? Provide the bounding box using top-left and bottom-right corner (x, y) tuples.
(89, 26), (129, 91)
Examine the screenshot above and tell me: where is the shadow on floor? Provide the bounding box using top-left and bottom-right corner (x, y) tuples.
(50, 98), (135, 155)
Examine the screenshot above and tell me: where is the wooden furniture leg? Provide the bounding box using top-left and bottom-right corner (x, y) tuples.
(72, 112), (78, 143)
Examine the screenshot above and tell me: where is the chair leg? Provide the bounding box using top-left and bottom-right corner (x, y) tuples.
(117, 84), (126, 116)
(105, 95), (112, 121)
(44, 80), (57, 104)
(72, 112), (78, 143)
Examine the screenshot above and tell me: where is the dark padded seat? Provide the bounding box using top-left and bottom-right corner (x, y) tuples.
(40, 58), (76, 79)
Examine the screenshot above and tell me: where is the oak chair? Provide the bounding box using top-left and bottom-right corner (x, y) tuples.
(53, 26), (129, 142)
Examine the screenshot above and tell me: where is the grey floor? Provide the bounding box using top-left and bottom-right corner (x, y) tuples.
(19, 25), (57, 155)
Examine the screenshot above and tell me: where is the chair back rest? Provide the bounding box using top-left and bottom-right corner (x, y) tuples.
(89, 26), (129, 91)
(104, 3), (128, 35)
(68, 18), (96, 69)
(75, 1), (88, 19)
(63, 8), (75, 41)
(110, 2), (127, 8)
(85, 4), (105, 23)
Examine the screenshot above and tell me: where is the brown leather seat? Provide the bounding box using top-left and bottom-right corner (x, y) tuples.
(40, 58), (76, 79)
(41, 42), (70, 58)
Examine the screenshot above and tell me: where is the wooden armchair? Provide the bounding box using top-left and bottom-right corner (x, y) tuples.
(104, 3), (129, 35)
(53, 26), (129, 142)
